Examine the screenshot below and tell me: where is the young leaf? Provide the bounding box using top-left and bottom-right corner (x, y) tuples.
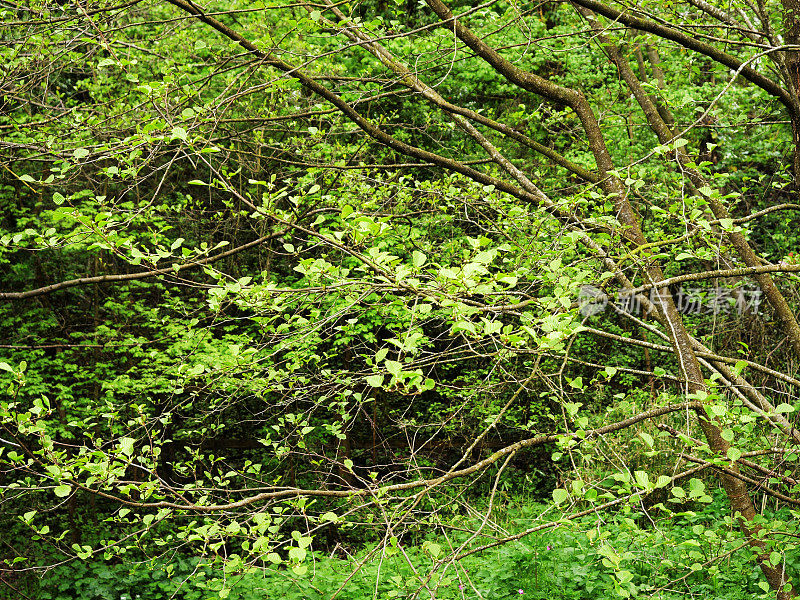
(412, 250), (426, 268)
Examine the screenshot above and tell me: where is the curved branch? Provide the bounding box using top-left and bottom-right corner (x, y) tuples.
(569, 0), (796, 115)
(64, 402), (703, 512)
(0, 230), (287, 301)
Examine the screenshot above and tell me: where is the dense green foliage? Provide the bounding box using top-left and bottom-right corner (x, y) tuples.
(3, 0), (800, 598)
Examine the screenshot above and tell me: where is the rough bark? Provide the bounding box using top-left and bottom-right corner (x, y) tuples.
(578, 5), (800, 362)
(782, 0), (800, 184)
(576, 7), (794, 595)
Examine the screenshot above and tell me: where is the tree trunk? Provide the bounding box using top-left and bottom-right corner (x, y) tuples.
(783, 0), (800, 184)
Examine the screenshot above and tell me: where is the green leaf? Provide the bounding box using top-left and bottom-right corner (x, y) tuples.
(288, 546), (306, 562)
(72, 148), (90, 159)
(499, 275), (518, 287)
(452, 321), (476, 335)
(366, 374), (384, 387)
(698, 185), (713, 197)
(54, 485), (71, 498)
(321, 511), (338, 523)
(119, 437), (135, 456)
(412, 250), (426, 268)
(727, 447), (742, 462)
(384, 360), (402, 377)
(568, 376), (584, 389)
(552, 488), (569, 504)
(634, 470), (650, 489)
(171, 126), (187, 141)
(423, 541), (441, 558)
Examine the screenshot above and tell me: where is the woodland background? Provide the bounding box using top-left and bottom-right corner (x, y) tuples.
(3, 0), (800, 598)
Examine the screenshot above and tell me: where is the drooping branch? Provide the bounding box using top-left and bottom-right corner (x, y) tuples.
(568, 0), (795, 115)
(0, 230), (287, 300)
(52, 401), (705, 512)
